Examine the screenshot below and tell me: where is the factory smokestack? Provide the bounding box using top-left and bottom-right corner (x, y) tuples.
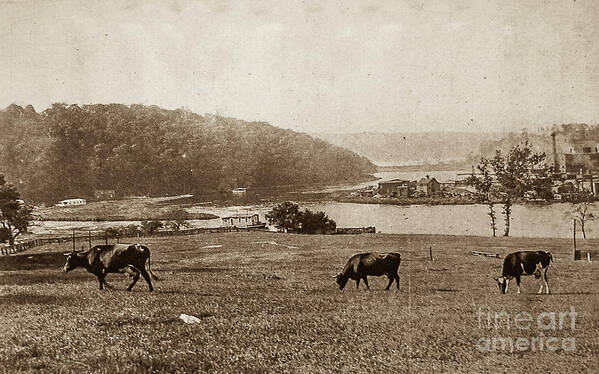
(551, 132), (559, 172)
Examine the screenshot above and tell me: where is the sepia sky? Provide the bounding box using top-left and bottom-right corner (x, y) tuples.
(1, 0), (598, 133)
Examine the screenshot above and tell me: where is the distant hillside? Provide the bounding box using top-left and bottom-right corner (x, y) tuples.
(312, 132), (501, 166)
(314, 126), (599, 168)
(470, 124), (599, 165)
(0, 104), (376, 203)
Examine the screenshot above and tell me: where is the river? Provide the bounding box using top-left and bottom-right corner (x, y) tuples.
(28, 170), (587, 239)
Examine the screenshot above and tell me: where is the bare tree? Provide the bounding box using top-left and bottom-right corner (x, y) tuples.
(574, 200), (594, 239)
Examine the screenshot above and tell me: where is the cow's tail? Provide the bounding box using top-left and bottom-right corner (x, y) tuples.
(142, 246), (160, 280)
(548, 252), (554, 263)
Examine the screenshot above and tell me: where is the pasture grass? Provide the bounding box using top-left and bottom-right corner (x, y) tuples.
(1, 232), (598, 373)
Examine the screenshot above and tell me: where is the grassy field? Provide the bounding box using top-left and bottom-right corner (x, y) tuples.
(1, 232), (598, 373)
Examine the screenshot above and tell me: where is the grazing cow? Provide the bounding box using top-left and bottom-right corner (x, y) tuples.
(494, 251), (553, 294)
(63, 243), (158, 291)
(336, 252), (401, 290)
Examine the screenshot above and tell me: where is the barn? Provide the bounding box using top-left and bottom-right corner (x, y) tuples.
(417, 176), (441, 196)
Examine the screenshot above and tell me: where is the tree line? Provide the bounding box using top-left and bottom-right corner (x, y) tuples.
(0, 104), (376, 204)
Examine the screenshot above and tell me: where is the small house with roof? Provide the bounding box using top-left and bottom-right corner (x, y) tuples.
(417, 176), (441, 196)
(221, 213), (265, 228)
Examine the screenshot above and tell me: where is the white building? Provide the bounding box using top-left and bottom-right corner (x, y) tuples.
(55, 198), (87, 207)
(221, 213), (263, 228)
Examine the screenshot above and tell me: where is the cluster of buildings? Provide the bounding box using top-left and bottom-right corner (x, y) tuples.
(369, 133), (599, 201)
(376, 176), (443, 198)
(551, 132), (599, 198)
(359, 175), (469, 199)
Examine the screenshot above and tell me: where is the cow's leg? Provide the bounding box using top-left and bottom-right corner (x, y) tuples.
(395, 274), (400, 290)
(504, 278), (510, 293)
(541, 267), (550, 294)
(515, 275), (521, 294)
(538, 267), (545, 294)
(385, 274), (394, 290)
(126, 266), (141, 291)
(97, 275), (104, 290)
(139, 268), (154, 292)
(97, 269), (108, 290)
(356, 278), (360, 289)
(362, 276), (370, 290)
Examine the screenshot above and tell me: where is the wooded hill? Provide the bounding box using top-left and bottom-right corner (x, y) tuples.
(0, 104), (375, 203)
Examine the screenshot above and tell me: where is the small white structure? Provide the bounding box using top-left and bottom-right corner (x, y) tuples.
(221, 213), (264, 228)
(232, 187), (247, 194)
(55, 198), (87, 207)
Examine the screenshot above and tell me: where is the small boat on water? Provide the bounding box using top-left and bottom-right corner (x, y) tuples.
(232, 187), (247, 194)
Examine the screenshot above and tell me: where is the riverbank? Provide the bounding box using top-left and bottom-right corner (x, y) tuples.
(34, 197), (218, 221)
(1, 232), (596, 373)
(332, 193), (478, 206)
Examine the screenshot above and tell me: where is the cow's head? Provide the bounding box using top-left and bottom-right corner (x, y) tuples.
(494, 276), (507, 294)
(62, 251), (86, 272)
(336, 273), (349, 290)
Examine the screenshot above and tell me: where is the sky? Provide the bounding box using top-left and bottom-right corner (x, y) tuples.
(1, 0), (598, 134)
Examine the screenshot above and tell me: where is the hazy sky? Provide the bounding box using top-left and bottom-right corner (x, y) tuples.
(2, 0), (598, 133)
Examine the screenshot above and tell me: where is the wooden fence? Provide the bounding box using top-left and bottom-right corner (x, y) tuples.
(1, 224), (377, 256)
(0, 225), (267, 256)
(334, 226), (376, 235)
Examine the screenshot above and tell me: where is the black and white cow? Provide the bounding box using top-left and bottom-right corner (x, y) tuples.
(494, 251), (553, 294)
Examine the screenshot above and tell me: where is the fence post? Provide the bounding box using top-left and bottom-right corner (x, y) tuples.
(573, 219), (577, 261)
(88, 230), (91, 249)
(429, 246), (434, 261)
(72, 230), (75, 252)
(105, 231), (108, 245)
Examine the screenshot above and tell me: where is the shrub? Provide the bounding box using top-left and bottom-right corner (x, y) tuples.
(141, 220), (163, 234)
(298, 210), (336, 234)
(163, 208), (190, 231)
(266, 201), (301, 233)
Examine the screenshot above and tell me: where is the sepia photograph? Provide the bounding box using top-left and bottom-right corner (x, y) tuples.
(1, 0), (598, 372)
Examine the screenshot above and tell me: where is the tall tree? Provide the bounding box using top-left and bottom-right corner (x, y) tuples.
(266, 201), (301, 233)
(468, 159), (497, 237)
(0, 174), (33, 247)
(490, 142), (547, 236)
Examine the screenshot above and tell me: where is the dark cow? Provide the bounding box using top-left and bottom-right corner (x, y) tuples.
(63, 243), (158, 291)
(494, 251), (553, 294)
(336, 252), (401, 290)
